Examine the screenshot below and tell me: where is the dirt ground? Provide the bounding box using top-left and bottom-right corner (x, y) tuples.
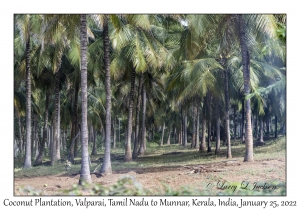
(14, 157), (285, 195)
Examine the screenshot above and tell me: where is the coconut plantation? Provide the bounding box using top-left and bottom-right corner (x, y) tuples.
(14, 14), (286, 195)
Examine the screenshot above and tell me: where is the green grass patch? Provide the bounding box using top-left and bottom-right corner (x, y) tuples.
(14, 136), (286, 178)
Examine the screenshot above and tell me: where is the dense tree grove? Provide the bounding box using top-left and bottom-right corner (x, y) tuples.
(14, 14), (286, 184)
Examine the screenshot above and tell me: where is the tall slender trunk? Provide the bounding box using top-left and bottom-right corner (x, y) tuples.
(180, 110), (183, 145)
(118, 118), (121, 145)
(207, 118), (212, 152)
(215, 99), (221, 155)
(22, 125), (26, 155)
(124, 68), (136, 162)
(51, 69), (61, 165)
(31, 114), (35, 159)
(178, 128), (182, 145)
(100, 16), (112, 174)
(71, 84), (79, 161)
(183, 108), (188, 146)
(160, 122), (165, 146)
(133, 74), (142, 159)
(113, 118), (116, 149)
(275, 115), (278, 138)
(241, 100), (245, 141)
(195, 103), (200, 149)
(167, 127), (171, 145)
(138, 84), (147, 155)
(239, 14), (254, 162)
(48, 125), (52, 155)
(223, 65), (232, 158)
(255, 112), (259, 139)
(200, 98), (207, 151)
(207, 93), (212, 152)
(259, 117), (264, 143)
(79, 14), (92, 184)
(191, 101), (196, 148)
(24, 37), (32, 168)
(200, 118), (207, 151)
(18, 115), (23, 156)
(101, 128), (105, 150)
(266, 118), (270, 137)
(57, 89), (61, 159)
(35, 91), (49, 165)
(173, 127), (177, 145)
(35, 121), (40, 159)
(251, 114), (254, 135)
(233, 105), (237, 141)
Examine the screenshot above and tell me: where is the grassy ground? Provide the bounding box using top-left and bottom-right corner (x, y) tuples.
(14, 136), (286, 195)
(14, 136), (285, 177)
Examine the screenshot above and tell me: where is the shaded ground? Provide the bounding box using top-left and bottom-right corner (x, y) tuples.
(14, 157), (285, 195)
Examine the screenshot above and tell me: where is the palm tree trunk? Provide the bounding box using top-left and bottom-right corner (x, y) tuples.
(138, 84), (147, 155)
(51, 69), (61, 165)
(224, 67), (232, 158)
(191, 101), (196, 148)
(241, 99), (245, 141)
(79, 14), (92, 184)
(35, 91), (49, 165)
(207, 93), (212, 152)
(183, 108), (188, 146)
(24, 37), (32, 168)
(259, 117), (264, 143)
(18, 115), (23, 156)
(233, 105), (237, 141)
(207, 119), (212, 152)
(178, 128), (182, 145)
(255, 112), (259, 139)
(200, 98), (207, 151)
(100, 16), (112, 174)
(239, 14), (254, 162)
(133, 74), (142, 159)
(70, 84), (79, 162)
(167, 128), (171, 145)
(173, 126), (177, 145)
(57, 89), (61, 159)
(195, 103), (200, 149)
(160, 122), (165, 146)
(275, 115), (278, 138)
(266, 118), (270, 137)
(118, 118), (121, 145)
(180, 107), (184, 146)
(124, 68), (136, 162)
(31, 114), (35, 159)
(215, 99), (221, 155)
(113, 117), (116, 149)
(101, 128), (105, 150)
(48, 125), (52, 155)
(35, 121), (40, 159)
(200, 117), (207, 151)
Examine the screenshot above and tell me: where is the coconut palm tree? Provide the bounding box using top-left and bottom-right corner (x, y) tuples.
(99, 15), (112, 174)
(15, 14), (43, 168)
(79, 14), (92, 184)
